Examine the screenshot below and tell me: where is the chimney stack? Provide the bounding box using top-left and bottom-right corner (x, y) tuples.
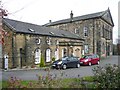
(70, 10), (73, 20)
(49, 20), (52, 23)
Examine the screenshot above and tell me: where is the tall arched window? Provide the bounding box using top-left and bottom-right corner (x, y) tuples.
(102, 42), (105, 54)
(46, 49), (51, 62)
(35, 48), (41, 64)
(55, 48), (59, 60)
(83, 26), (88, 37)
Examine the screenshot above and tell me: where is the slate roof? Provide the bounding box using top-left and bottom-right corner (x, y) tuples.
(3, 18), (84, 40)
(44, 9), (114, 26)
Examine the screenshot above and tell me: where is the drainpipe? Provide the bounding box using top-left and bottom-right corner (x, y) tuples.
(0, 8), (8, 69)
(93, 20), (95, 54)
(12, 34), (15, 68)
(0, 10), (3, 69)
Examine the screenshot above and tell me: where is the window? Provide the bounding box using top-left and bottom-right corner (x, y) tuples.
(55, 48), (59, 60)
(102, 25), (105, 37)
(56, 40), (59, 45)
(74, 28), (79, 34)
(36, 38), (41, 45)
(28, 28), (35, 32)
(35, 49), (41, 64)
(102, 42), (105, 54)
(85, 45), (89, 54)
(46, 38), (51, 45)
(83, 27), (88, 36)
(46, 49), (51, 62)
(110, 31), (112, 39)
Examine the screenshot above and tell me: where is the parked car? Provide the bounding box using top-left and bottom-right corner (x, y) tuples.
(80, 54), (100, 66)
(51, 56), (80, 69)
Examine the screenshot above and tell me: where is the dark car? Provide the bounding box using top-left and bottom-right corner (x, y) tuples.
(80, 54), (100, 66)
(52, 56), (80, 69)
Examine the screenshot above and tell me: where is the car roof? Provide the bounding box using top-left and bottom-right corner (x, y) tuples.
(84, 54), (98, 56)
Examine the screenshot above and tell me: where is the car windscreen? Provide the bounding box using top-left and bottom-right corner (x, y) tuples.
(83, 55), (92, 59)
(62, 57), (68, 61)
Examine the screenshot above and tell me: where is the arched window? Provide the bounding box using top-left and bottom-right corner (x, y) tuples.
(36, 38), (41, 45)
(35, 48), (41, 64)
(102, 42), (105, 54)
(46, 49), (51, 62)
(55, 48), (59, 60)
(85, 45), (89, 54)
(83, 26), (88, 36)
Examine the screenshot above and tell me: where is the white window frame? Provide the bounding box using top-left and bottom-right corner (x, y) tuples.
(83, 26), (88, 37)
(35, 49), (41, 64)
(56, 40), (59, 45)
(74, 28), (79, 34)
(85, 45), (89, 54)
(36, 38), (41, 45)
(47, 38), (51, 45)
(46, 49), (51, 62)
(55, 48), (59, 60)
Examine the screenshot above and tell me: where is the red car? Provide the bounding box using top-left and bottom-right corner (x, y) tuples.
(80, 54), (100, 66)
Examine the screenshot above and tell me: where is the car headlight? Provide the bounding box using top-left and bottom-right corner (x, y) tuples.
(57, 61), (62, 64)
(84, 59), (88, 62)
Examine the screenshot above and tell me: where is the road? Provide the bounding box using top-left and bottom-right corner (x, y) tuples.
(1, 55), (119, 81)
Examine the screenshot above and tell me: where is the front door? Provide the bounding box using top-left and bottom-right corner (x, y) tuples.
(62, 48), (67, 57)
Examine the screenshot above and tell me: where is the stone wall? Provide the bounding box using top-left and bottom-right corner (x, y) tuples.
(48, 18), (113, 58)
(2, 23), (13, 68)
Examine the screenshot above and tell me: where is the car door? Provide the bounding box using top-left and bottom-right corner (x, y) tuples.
(73, 57), (79, 67)
(92, 55), (97, 64)
(66, 57), (74, 67)
(90, 55), (95, 64)
(94, 55), (99, 64)
(70, 57), (78, 67)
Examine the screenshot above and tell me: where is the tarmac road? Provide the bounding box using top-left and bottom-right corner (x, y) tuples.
(1, 55), (119, 81)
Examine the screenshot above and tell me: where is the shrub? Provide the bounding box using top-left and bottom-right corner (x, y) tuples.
(52, 57), (55, 62)
(7, 76), (27, 88)
(92, 64), (120, 88)
(39, 55), (45, 67)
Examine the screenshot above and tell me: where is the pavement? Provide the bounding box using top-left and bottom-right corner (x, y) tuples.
(1, 66), (51, 72)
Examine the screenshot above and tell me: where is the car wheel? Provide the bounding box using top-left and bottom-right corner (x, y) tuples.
(97, 61), (100, 65)
(76, 63), (80, 68)
(62, 64), (67, 70)
(88, 62), (92, 66)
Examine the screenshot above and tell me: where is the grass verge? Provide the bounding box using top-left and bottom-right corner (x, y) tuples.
(1, 76), (95, 88)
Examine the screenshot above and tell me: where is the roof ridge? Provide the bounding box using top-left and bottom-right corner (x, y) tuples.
(3, 18), (84, 40)
(44, 10), (106, 26)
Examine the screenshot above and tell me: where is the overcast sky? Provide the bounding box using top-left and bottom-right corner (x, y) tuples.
(1, 0), (119, 44)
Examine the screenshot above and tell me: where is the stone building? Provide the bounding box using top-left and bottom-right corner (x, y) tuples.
(0, 8), (8, 68)
(1, 8), (114, 69)
(2, 18), (84, 69)
(44, 8), (114, 58)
